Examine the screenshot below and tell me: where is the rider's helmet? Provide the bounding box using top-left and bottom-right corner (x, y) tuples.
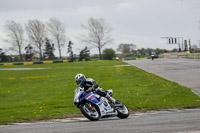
(75, 73), (86, 87)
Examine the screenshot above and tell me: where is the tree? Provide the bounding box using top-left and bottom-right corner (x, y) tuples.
(25, 44), (34, 61)
(4, 20), (24, 61)
(46, 18), (67, 59)
(170, 48), (178, 52)
(81, 17), (113, 60)
(103, 48), (116, 60)
(0, 48), (8, 62)
(43, 38), (55, 60)
(67, 41), (74, 62)
(146, 48), (154, 56)
(132, 49), (137, 56)
(137, 48), (146, 56)
(117, 44), (136, 55)
(79, 47), (90, 61)
(154, 48), (166, 55)
(26, 19), (46, 60)
(191, 45), (198, 52)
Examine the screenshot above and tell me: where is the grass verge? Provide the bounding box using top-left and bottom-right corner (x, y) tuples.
(0, 60), (199, 124)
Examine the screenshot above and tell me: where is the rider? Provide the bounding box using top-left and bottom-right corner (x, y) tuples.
(75, 73), (116, 104)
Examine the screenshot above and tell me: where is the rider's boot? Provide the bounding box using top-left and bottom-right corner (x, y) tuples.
(105, 94), (116, 104)
(96, 88), (116, 104)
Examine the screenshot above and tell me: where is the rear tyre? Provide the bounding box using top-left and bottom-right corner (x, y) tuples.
(80, 103), (100, 121)
(115, 101), (129, 119)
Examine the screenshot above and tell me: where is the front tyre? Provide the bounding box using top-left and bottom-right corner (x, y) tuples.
(80, 103), (100, 121)
(115, 101), (129, 119)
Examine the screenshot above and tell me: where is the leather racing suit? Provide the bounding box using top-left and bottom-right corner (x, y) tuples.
(82, 78), (116, 103)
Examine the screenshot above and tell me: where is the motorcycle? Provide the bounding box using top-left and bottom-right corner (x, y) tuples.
(74, 87), (129, 121)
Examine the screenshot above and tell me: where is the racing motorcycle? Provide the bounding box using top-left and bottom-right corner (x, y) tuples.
(74, 87), (129, 121)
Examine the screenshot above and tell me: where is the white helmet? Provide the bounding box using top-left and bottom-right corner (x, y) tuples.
(75, 73), (86, 87)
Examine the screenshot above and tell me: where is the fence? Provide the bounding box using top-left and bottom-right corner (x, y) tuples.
(187, 53), (200, 59)
(163, 52), (187, 58)
(161, 52), (200, 59)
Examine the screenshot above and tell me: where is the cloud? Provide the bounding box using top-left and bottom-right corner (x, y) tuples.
(0, 0), (200, 56)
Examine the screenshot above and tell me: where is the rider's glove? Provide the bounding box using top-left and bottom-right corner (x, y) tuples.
(86, 87), (94, 92)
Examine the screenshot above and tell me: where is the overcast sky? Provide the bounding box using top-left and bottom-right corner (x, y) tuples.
(0, 0), (200, 56)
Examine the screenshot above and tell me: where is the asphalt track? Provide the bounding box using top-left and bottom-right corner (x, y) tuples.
(0, 109), (200, 133)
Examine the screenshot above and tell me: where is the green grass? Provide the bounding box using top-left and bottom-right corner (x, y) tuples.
(0, 60), (199, 124)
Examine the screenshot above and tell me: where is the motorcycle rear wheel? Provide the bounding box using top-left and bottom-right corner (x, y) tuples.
(80, 103), (100, 121)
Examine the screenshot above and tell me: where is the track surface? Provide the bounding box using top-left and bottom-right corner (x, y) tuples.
(0, 109), (200, 133)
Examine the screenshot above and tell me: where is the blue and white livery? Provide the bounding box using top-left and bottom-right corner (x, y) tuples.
(74, 87), (129, 121)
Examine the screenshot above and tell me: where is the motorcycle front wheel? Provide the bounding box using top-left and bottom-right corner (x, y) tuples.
(80, 103), (100, 121)
(115, 101), (129, 119)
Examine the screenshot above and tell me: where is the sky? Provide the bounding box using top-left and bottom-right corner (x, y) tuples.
(0, 0), (200, 56)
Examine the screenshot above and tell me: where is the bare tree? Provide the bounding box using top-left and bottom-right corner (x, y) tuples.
(117, 44), (137, 55)
(26, 20), (46, 60)
(4, 20), (24, 61)
(81, 17), (113, 59)
(46, 18), (67, 59)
